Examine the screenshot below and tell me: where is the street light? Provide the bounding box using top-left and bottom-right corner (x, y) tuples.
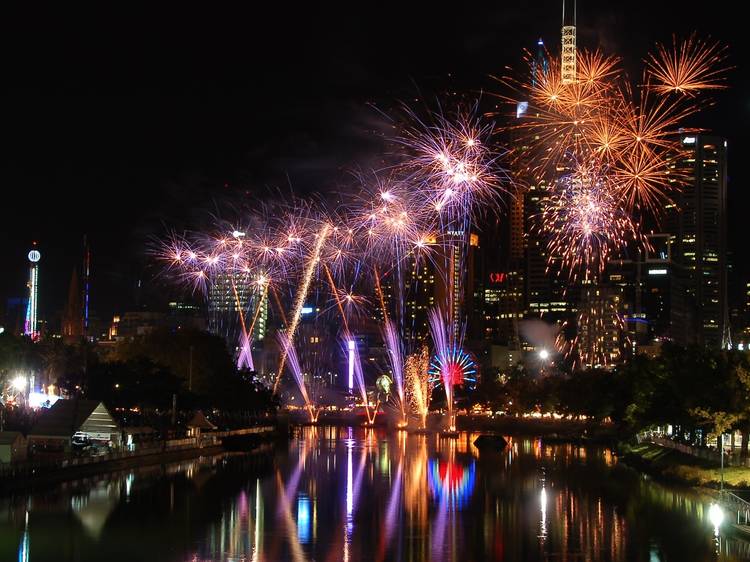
(539, 349), (550, 361)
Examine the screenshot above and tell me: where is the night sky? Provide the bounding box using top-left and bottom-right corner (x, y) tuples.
(1, 2), (748, 324)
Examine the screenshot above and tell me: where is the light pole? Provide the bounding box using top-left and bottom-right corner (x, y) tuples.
(720, 432), (724, 495)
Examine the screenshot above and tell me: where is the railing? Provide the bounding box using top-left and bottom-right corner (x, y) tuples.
(640, 434), (750, 467)
(721, 490), (750, 526)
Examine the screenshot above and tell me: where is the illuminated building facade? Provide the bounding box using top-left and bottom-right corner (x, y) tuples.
(483, 270), (524, 345)
(433, 231), (480, 340)
(514, 53), (576, 329)
(208, 272), (268, 342)
(603, 234), (692, 352)
(377, 231), (479, 348)
(403, 254), (436, 345)
(576, 285), (625, 369)
(481, 194), (525, 346)
(524, 181), (576, 324)
(668, 134), (728, 347)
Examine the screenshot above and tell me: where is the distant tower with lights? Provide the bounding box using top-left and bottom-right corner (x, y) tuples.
(561, 0), (577, 84)
(24, 244), (41, 340)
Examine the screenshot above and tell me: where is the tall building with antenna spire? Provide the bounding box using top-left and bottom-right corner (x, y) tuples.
(83, 235), (91, 339)
(24, 244), (41, 340)
(561, 0), (577, 83)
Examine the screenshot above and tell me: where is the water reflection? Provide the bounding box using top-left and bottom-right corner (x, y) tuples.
(1, 428), (749, 561)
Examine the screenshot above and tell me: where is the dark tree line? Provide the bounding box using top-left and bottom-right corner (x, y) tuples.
(472, 343), (750, 453)
(0, 330), (277, 431)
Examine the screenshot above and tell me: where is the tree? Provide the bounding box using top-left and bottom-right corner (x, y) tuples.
(115, 329), (236, 396)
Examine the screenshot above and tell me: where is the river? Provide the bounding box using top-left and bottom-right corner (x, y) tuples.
(1, 426), (748, 561)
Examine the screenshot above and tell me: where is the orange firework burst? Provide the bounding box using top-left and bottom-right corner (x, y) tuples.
(645, 34), (730, 97)
(496, 36), (729, 278)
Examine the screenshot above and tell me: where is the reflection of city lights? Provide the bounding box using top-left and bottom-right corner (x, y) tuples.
(297, 494), (311, 544)
(540, 486), (548, 541)
(709, 503), (724, 534)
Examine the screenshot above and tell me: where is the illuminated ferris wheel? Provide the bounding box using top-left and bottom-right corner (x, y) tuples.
(428, 347), (477, 388)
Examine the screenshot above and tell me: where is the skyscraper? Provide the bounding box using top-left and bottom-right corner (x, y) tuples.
(208, 272), (268, 344)
(667, 134), (728, 347)
(576, 284), (625, 369)
(481, 201), (524, 346)
(62, 268), (84, 341)
(513, 40), (576, 331)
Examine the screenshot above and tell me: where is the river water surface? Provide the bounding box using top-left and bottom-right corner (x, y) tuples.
(1, 426), (749, 561)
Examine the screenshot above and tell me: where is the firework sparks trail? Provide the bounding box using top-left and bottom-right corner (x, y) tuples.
(273, 222), (332, 394)
(383, 319), (406, 423)
(428, 308), (465, 431)
(230, 276), (254, 370)
(237, 332), (254, 371)
(344, 333), (376, 425)
(277, 331), (318, 423)
(234, 274), (271, 373)
(405, 346), (431, 429)
(323, 263), (352, 334)
(373, 265), (389, 325)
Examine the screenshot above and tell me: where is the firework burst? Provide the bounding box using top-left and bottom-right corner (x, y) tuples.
(645, 34), (729, 97)
(496, 37), (728, 281)
(539, 161), (644, 281)
(396, 105), (506, 226)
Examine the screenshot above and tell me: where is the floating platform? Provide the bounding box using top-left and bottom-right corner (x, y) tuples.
(439, 430), (460, 439)
(473, 434), (508, 450)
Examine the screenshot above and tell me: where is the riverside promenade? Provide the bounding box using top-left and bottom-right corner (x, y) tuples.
(0, 425), (275, 490)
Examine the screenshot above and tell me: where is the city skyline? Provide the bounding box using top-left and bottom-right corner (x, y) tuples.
(1, 2), (748, 322)
(2, 7), (750, 561)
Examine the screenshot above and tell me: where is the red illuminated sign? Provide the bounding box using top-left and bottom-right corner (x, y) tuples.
(489, 272), (507, 284)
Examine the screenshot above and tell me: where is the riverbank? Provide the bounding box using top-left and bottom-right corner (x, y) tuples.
(292, 412), (618, 442)
(457, 415), (618, 443)
(0, 425), (277, 492)
(619, 442), (750, 489)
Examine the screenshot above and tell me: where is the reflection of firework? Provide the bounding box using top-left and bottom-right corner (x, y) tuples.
(427, 459), (476, 509)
